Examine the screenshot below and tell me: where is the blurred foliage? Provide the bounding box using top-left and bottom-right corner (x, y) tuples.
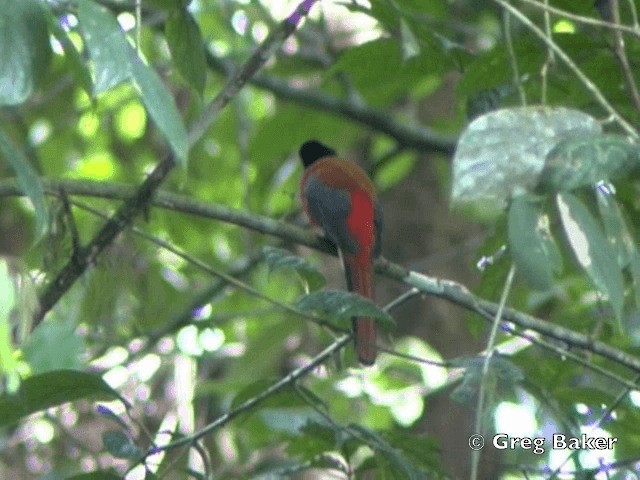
(2, 0), (640, 478)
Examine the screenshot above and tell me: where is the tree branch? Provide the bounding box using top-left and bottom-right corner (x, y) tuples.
(3, 177), (639, 374)
(31, 0), (320, 328)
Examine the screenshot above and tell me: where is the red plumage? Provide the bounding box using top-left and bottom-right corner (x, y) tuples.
(299, 140), (382, 365)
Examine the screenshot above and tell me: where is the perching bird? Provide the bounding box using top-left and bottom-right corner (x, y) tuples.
(299, 140), (383, 365)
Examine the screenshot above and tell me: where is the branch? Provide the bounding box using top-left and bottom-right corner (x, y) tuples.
(32, 0), (320, 327)
(206, 54), (457, 155)
(146, 334), (351, 455)
(3, 178), (639, 373)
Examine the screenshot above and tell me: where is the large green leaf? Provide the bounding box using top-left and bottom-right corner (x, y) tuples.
(556, 192), (624, 324)
(78, 0), (189, 164)
(537, 134), (640, 193)
(451, 107), (601, 208)
(131, 59), (189, 165)
(23, 323), (85, 374)
(0, 131), (48, 239)
(507, 195), (562, 290)
(165, 8), (206, 95)
(0, 0), (51, 105)
(77, 0), (132, 93)
(0, 370), (123, 428)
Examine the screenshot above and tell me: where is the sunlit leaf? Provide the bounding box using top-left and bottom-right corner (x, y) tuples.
(596, 190), (635, 268)
(77, 0), (132, 93)
(451, 107), (601, 208)
(507, 194), (562, 290)
(557, 192), (624, 324)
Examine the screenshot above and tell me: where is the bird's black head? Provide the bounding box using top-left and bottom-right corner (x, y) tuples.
(299, 140), (336, 168)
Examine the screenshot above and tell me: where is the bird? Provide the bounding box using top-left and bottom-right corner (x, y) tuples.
(299, 140), (383, 365)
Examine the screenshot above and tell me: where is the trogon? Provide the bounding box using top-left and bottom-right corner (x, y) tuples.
(299, 140), (383, 365)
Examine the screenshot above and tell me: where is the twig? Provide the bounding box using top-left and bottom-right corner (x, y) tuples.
(611, 0), (640, 114)
(503, 10), (527, 105)
(470, 264), (516, 480)
(144, 334), (351, 454)
(32, 0), (321, 328)
(494, 0), (638, 138)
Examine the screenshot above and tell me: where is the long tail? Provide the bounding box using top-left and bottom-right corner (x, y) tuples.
(343, 253), (376, 365)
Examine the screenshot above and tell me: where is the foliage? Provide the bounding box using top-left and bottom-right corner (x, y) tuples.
(2, 0), (640, 478)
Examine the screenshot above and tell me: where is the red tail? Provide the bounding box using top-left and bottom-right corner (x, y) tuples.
(344, 253), (376, 365)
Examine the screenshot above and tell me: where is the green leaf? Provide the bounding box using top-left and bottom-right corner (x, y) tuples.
(0, 0), (51, 105)
(0, 370), (123, 428)
(102, 430), (143, 459)
(262, 246), (326, 291)
(538, 134), (640, 193)
(165, 8), (206, 94)
(77, 0), (133, 93)
(451, 107), (601, 208)
(399, 19), (420, 60)
(131, 59), (189, 165)
(294, 290), (395, 330)
(0, 131), (48, 239)
(596, 190), (635, 268)
(23, 323), (85, 374)
(507, 195), (562, 290)
(556, 192), (624, 324)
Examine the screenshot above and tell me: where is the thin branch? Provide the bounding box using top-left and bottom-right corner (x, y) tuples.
(145, 334), (352, 454)
(494, 0), (638, 138)
(515, 0), (640, 37)
(611, 0), (640, 113)
(206, 54), (457, 155)
(503, 9), (527, 105)
(32, 0), (321, 328)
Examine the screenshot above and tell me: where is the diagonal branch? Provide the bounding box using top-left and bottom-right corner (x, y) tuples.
(32, 0), (321, 328)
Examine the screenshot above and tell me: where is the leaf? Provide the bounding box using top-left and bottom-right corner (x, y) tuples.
(78, 0), (188, 164)
(165, 8), (206, 94)
(0, 370), (123, 428)
(294, 290), (395, 330)
(596, 190), (635, 268)
(131, 59), (189, 165)
(451, 107), (601, 208)
(23, 323), (85, 374)
(630, 252), (640, 311)
(399, 19), (420, 60)
(262, 246), (326, 291)
(0, 0), (51, 105)
(556, 192), (624, 324)
(0, 131), (48, 239)
(102, 430), (143, 459)
(77, 0), (133, 93)
(538, 134), (640, 193)
(507, 195), (562, 290)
